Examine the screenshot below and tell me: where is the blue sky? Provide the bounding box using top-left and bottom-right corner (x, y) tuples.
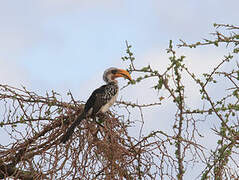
(1, 0), (238, 87)
(0, 0), (239, 178)
(1, 0), (239, 91)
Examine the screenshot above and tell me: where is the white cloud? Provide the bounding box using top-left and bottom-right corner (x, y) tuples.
(36, 0), (124, 13)
(0, 60), (29, 86)
(153, 0), (239, 38)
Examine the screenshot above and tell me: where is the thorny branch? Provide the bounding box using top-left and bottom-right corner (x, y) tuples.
(0, 23), (239, 180)
(121, 24), (239, 179)
(0, 84), (170, 179)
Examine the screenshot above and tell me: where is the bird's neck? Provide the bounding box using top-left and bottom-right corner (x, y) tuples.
(107, 79), (118, 84)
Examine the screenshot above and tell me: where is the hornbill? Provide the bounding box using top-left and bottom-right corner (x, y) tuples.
(60, 67), (132, 143)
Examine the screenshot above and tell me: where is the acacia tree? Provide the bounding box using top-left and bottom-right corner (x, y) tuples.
(0, 23), (238, 180)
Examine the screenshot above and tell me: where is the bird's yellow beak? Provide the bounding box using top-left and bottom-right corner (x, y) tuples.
(114, 69), (132, 81)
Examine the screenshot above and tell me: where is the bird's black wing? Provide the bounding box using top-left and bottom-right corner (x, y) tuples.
(83, 85), (106, 113)
(84, 83), (118, 116)
(60, 83), (117, 144)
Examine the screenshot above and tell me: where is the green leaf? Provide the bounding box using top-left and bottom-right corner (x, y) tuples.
(233, 48), (239, 54)
(234, 35), (239, 39)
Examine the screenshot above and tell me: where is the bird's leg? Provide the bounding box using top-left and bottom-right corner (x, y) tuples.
(93, 116), (104, 128)
(97, 112), (108, 124)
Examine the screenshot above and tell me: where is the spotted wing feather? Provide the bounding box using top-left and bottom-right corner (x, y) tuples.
(85, 82), (118, 116)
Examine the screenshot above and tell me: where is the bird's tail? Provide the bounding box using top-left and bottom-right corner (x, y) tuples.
(60, 112), (86, 144)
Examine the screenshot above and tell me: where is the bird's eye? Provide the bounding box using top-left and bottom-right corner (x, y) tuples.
(111, 69), (117, 74)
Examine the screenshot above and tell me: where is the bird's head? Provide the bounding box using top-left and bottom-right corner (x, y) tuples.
(103, 67), (132, 83)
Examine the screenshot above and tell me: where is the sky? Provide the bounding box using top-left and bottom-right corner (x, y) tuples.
(0, 0), (239, 179)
